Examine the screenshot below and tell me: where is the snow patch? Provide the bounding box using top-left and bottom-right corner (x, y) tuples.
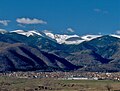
(81, 35), (102, 41)
(11, 30), (42, 37)
(45, 32), (84, 44)
(110, 34), (120, 39)
(0, 29), (7, 34)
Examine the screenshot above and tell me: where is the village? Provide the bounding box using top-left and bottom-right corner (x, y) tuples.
(0, 71), (120, 81)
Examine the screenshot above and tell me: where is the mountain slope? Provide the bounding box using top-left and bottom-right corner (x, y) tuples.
(0, 32), (61, 52)
(86, 35), (120, 59)
(66, 50), (110, 65)
(1, 31), (120, 72)
(0, 42), (79, 72)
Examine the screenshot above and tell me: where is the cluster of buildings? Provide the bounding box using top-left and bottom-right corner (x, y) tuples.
(0, 71), (120, 81)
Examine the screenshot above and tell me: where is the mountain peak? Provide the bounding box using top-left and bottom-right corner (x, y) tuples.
(10, 30), (42, 37)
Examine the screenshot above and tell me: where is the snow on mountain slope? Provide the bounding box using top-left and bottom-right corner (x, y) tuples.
(1, 29), (103, 45)
(64, 39), (85, 44)
(0, 29), (7, 34)
(110, 34), (120, 38)
(44, 32), (84, 44)
(53, 34), (81, 44)
(10, 30), (42, 37)
(81, 34), (102, 41)
(44, 32), (103, 44)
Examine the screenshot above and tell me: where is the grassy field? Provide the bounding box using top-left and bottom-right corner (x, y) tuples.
(0, 76), (120, 91)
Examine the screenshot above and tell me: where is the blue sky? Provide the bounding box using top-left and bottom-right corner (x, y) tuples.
(0, 0), (120, 35)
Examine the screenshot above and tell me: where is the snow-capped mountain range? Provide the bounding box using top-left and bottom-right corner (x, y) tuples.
(0, 29), (120, 45)
(1, 29), (120, 72)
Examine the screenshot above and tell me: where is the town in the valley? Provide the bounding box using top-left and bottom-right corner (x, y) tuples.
(0, 71), (120, 81)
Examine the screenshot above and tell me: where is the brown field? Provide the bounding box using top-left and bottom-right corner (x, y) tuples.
(0, 76), (120, 91)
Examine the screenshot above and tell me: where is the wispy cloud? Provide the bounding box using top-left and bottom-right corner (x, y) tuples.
(67, 28), (75, 33)
(16, 18), (47, 24)
(0, 20), (10, 26)
(17, 24), (26, 28)
(116, 30), (120, 34)
(93, 8), (108, 14)
(94, 8), (101, 12)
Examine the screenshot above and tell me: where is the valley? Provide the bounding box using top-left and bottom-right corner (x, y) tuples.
(0, 74), (120, 91)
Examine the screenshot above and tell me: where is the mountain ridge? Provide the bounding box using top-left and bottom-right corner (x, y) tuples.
(1, 29), (120, 45)
(1, 30), (120, 72)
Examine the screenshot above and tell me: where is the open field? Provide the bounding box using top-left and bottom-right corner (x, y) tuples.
(0, 76), (120, 91)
